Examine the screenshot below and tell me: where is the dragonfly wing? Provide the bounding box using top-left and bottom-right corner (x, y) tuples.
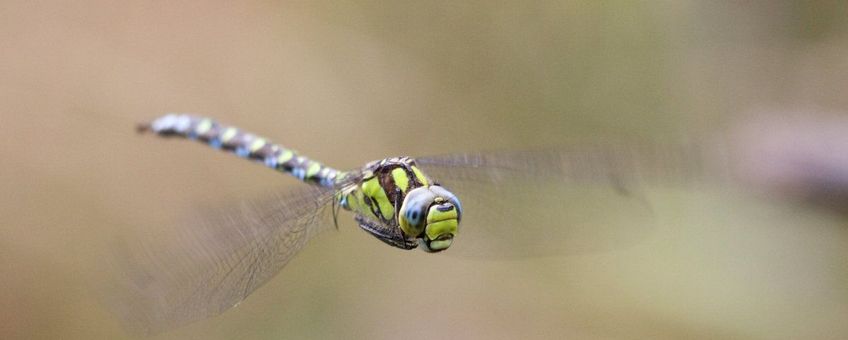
(416, 139), (729, 187)
(105, 185), (340, 334)
(415, 140), (731, 258)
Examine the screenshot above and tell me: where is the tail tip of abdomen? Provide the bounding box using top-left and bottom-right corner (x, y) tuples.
(136, 113), (187, 134)
(136, 122), (152, 134)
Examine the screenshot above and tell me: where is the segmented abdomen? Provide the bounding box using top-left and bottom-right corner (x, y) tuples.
(140, 113), (342, 188)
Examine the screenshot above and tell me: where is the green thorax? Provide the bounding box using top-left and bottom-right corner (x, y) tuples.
(339, 157), (432, 226)
(338, 156), (461, 252)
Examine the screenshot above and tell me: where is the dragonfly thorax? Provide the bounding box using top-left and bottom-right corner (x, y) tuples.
(338, 157), (462, 252)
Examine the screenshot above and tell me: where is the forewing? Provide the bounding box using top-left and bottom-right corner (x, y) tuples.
(416, 139), (730, 186)
(415, 139), (732, 258)
(105, 185), (339, 335)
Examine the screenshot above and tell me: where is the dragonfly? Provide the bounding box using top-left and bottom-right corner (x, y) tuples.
(113, 113), (728, 334)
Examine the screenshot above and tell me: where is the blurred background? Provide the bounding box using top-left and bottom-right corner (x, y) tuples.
(2, 1), (848, 339)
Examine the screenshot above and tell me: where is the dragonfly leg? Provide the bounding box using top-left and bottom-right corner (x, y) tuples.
(354, 215), (417, 250)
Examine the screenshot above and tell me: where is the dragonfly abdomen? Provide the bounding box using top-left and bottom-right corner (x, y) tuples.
(139, 113), (342, 187)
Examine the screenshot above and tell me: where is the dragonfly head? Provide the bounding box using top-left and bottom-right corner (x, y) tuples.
(399, 186), (462, 252)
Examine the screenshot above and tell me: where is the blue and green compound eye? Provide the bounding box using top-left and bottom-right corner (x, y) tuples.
(399, 186), (462, 253)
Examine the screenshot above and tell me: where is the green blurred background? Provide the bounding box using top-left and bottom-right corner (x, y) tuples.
(2, 1), (848, 339)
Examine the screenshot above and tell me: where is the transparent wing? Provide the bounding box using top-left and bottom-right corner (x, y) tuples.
(417, 140), (728, 186)
(415, 139), (732, 258)
(105, 184), (341, 335)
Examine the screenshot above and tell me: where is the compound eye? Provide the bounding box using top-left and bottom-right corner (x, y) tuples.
(404, 206), (424, 226)
(399, 187), (437, 238)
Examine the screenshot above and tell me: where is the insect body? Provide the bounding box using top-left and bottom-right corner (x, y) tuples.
(140, 114), (461, 252)
(123, 113), (723, 334)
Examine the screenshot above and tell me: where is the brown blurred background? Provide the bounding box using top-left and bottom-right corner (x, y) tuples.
(2, 1), (848, 339)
